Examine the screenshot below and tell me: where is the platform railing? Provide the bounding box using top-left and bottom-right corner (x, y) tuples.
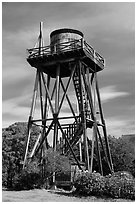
(27, 39), (105, 67)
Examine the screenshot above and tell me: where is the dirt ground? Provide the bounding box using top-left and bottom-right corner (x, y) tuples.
(2, 189), (133, 202)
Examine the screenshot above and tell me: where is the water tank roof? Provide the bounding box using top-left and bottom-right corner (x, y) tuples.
(50, 28), (84, 38)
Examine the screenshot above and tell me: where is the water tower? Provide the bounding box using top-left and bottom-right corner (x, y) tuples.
(23, 22), (113, 178)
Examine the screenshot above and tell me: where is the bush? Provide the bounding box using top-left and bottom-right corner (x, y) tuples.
(73, 171), (135, 200)
(10, 151), (71, 190)
(12, 160), (42, 190)
(105, 171), (135, 200)
(13, 171), (42, 190)
(74, 171), (105, 196)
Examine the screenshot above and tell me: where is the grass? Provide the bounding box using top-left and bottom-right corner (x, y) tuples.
(2, 189), (134, 202)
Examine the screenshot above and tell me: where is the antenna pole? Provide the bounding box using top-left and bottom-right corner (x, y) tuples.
(39, 21), (44, 55)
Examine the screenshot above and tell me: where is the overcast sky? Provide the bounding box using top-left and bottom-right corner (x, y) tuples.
(2, 2), (135, 137)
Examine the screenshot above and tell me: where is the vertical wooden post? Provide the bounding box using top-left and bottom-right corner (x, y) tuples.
(37, 23), (44, 161)
(93, 72), (103, 175)
(79, 137), (82, 162)
(39, 71), (44, 119)
(53, 64), (60, 185)
(78, 61), (89, 170)
(96, 76), (114, 173)
(23, 70), (39, 169)
(53, 64), (60, 149)
(86, 67), (95, 172)
(64, 130), (67, 150)
(39, 73), (50, 177)
(93, 119), (103, 175)
(41, 75), (50, 150)
(83, 67), (103, 174)
(29, 74), (51, 174)
(42, 75), (50, 147)
(90, 129), (95, 172)
(97, 127), (112, 172)
(38, 71), (44, 167)
(83, 67), (95, 172)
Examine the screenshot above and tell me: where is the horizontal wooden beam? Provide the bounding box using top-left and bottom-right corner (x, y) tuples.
(32, 115), (80, 123)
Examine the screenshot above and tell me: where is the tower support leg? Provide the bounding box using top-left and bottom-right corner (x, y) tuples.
(41, 74), (50, 151)
(53, 64), (60, 185)
(82, 67), (103, 174)
(53, 64), (60, 149)
(96, 76), (114, 173)
(23, 70), (39, 169)
(79, 137), (82, 162)
(93, 72), (103, 175)
(78, 61), (89, 170)
(39, 73), (50, 177)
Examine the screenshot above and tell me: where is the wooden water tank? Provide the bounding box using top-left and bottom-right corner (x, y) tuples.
(50, 28), (84, 53)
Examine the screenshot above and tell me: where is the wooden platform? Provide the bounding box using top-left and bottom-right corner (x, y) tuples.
(27, 40), (105, 78)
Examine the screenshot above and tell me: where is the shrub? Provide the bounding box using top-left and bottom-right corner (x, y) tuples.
(105, 171), (135, 200)
(74, 171), (105, 196)
(12, 160), (42, 190)
(73, 171), (135, 200)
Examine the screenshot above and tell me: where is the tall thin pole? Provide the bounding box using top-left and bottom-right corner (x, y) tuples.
(39, 22), (44, 55)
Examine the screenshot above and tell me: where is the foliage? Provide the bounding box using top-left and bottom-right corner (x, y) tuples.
(108, 135), (135, 177)
(87, 135), (135, 176)
(74, 171), (105, 196)
(11, 151), (71, 190)
(2, 122), (71, 190)
(2, 122), (135, 196)
(105, 171), (135, 200)
(73, 171), (135, 200)
(44, 149), (70, 175)
(12, 160), (42, 190)
(2, 122), (40, 188)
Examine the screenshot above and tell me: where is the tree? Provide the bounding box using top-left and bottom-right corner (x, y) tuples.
(108, 135), (135, 176)
(2, 122), (41, 188)
(43, 149), (71, 180)
(2, 122), (71, 189)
